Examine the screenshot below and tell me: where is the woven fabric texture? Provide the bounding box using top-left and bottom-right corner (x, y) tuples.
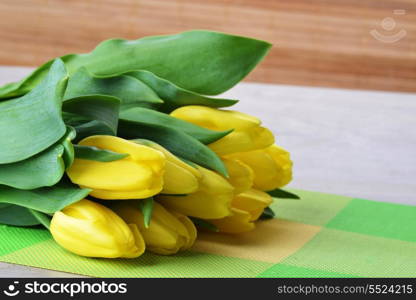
(1, 189), (415, 278)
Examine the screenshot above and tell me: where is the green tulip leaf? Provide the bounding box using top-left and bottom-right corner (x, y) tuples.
(74, 145), (129, 162)
(120, 107), (232, 144)
(63, 95), (120, 135)
(0, 204), (41, 226)
(62, 111), (90, 127)
(267, 189), (300, 199)
(61, 131), (75, 169)
(0, 126), (78, 189)
(0, 181), (91, 214)
(0, 59), (67, 164)
(29, 209), (51, 229)
(0, 59), (59, 99)
(259, 206), (276, 220)
(0, 30), (271, 98)
(118, 119), (228, 177)
(190, 218), (219, 232)
(0, 144), (65, 190)
(126, 70), (238, 113)
(64, 68), (163, 110)
(63, 112), (114, 142)
(138, 197), (154, 228)
(132, 139), (199, 170)
(73, 120), (115, 142)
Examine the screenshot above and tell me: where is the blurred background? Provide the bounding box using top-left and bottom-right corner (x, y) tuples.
(0, 0), (415, 92)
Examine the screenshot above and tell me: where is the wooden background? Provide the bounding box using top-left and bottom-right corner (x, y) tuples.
(0, 0), (415, 92)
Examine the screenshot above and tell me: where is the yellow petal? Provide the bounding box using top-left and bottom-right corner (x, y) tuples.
(227, 144), (293, 191)
(157, 167), (234, 219)
(209, 126), (274, 155)
(85, 176), (164, 200)
(132, 140), (200, 194)
(68, 159), (154, 191)
(67, 135), (165, 199)
(222, 158), (254, 194)
(80, 135), (165, 164)
(50, 199), (145, 258)
(232, 189), (273, 221)
(172, 212), (197, 250)
(158, 193), (232, 219)
(210, 208), (255, 234)
(171, 105), (260, 131)
(162, 161), (199, 194)
(123, 224), (146, 258)
(265, 145), (293, 188)
(113, 202), (191, 255)
(171, 106), (274, 155)
(140, 141), (201, 179)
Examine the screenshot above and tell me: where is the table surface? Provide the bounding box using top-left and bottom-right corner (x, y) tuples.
(0, 66), (415, 277)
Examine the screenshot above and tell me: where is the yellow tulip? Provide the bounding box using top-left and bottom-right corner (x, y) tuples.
(170, 106), (274, 155)
(132, 140), (200, 194)
(232, 189), (273, 221)
(171, 211), (198, 250)
(205, 189), (272, 234)
(157, 167), (234, 219)
(50, 199), (145, 258)
(67, 135), (165, 199)
(210, 208), (255, 234)
(112, 201), (197, 255)
(227, 145), (293, 191)
(222, 158), (254, 194)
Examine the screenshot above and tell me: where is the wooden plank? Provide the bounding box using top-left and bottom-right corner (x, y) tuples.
(0, 0), (415, 92)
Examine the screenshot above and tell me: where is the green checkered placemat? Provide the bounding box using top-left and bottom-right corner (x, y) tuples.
(1, 189), (415, 277)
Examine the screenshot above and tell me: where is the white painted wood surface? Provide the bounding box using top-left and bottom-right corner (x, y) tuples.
(0, 66), (415, 277)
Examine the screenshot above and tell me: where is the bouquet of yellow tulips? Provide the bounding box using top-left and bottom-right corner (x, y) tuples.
(0, 30), (298, 259)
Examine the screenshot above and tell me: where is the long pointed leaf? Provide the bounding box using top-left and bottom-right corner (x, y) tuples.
(62, 95), (120, 135)
(0, 30), (271, 98)
(118, 119), (227, 176)
(71, 120), (115, 143)
(61, 127), (76, 169)
(120, 107), (232, 144)
(0, 181), (91, 214)
(0, 144), (65, 190)
(259, 206), (276, 220)
(0, 204), (40, 226)
(0, 127), (77, 189)
(138, 198), (154, 228)
(126, 70), (238, 112)
(28, 209), (51, 229)
(64, 68), (163, 110)
(74, 145), (129, 162)
(190, 218), (219, 232)
(62, 112), (114, 142)
(267, 189), (300, 199)
(0, 59), (67, 163)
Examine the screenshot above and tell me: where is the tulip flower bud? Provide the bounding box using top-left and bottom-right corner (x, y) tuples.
(233, 189), (273, 221)
(206, 189), (272, 234)
(210, 208), (255, 234)
(222, 158), (254, 194)
(67, 136), (165, 199)
(50, 199), (145, 258)
(227, 145), (292, 191)
(170, 106), (274, 155)
(112, 202), (197, 255)
(132, 140), (200, 194)
(171, 211), (198, 250)
(157, 167), (234, 219)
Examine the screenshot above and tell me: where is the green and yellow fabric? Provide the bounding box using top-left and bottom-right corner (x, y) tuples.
(1, 189), (415, 278)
